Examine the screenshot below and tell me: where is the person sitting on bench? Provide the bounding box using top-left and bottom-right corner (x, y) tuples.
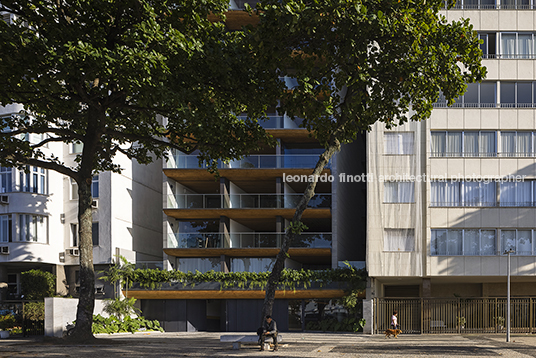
(259, 315), (278, 351)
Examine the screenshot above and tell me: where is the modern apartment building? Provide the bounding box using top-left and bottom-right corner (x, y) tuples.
(367, 2), (536, 301)
(0, 102), (163, 301)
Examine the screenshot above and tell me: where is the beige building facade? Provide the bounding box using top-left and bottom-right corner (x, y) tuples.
(367, 5), (536, 299)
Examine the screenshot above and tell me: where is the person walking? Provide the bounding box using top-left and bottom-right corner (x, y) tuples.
(259, 315), (278, 351)
(391, 311), (399, 329)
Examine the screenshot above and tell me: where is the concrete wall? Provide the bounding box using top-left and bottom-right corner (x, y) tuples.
(44, 297), (108, 337)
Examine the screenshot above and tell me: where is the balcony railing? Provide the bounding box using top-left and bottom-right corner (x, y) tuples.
(432, 102), (536, 108)
(431, 151), (536, 157)
(236, 115), (304, 129)
(167, 193), (331, 209)
(166, 154), (330, 169)
(167, 232), (332, 249)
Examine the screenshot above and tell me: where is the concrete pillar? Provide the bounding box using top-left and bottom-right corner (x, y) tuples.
(422, 278), (432, 298)
(53, 265), (68, 296)
(220, 178), (230, 208)
(0, 265), (7, 301)
(221, 254), (230, 273)
(363, 299), (374, 334)
(220, 216), (230, 248)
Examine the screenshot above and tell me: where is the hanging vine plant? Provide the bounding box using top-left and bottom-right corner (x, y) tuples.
(101, 257), (367, 294)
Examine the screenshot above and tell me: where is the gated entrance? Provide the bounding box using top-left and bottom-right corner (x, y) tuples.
(374, 297), (536, 334)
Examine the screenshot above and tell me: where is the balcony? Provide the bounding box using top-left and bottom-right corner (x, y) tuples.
(237, 115), (304, 129)
(166, 193), (331, 209)
(167, 232), (332, 249)
(165, 154), (329, 170)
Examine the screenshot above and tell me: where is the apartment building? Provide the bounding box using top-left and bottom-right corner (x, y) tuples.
(0, 103), (163, 300)
(367, 2), (536, 300)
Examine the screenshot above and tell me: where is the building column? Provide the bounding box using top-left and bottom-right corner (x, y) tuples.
(220, 216), (230, 248)
(53, 265), (68, 296)
(363, 299), (374, 334)
(220, 178), (230, 208)
(220, 255), (230, 273)
(422, 278), (432, 298)
(0, 265), (7, 301)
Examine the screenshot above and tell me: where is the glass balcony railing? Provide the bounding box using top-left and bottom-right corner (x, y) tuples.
(167, 232), (332, 249)
(236, 115), (304, 129)
(166, 193), (331, 209)
(165, 154), (330, 169)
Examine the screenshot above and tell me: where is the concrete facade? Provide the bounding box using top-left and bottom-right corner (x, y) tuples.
(367, 7), (536, 299)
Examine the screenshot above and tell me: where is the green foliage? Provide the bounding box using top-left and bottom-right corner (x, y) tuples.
(91, 314), (163, 334)
(0, 314), (17, 330)
(20, 270), (56, 300)
(252, 0), (486, 142)
(286, 221), (309, 235)
(103, 298), (140, 321)
(23, 302), (45, 321)
(101, 257), (367, 293)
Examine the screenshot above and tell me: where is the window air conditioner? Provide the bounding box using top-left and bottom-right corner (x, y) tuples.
(91, 200), (98, 209)
(66, 248), (79, 256)
(0, 246), (9, 255)
(0, 196), (8, 204)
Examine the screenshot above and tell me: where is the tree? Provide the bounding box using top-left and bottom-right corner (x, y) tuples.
(247, 0), (486, 319)
(0, 0), (278, 340)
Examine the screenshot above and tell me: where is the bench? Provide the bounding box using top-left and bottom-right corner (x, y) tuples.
(220, 334), (283, 350)
(430, 320), (447, 329)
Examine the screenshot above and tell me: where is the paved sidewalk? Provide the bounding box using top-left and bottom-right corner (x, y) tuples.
(1, 332), (536, 357)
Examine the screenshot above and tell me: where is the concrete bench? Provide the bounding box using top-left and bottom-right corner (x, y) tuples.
(220, 334), (283, 350)
(430, 320), (447, 328)
(0, 331), (9, 339)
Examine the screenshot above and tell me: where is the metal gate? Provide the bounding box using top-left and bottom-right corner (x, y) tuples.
(374, 297), (536, 334)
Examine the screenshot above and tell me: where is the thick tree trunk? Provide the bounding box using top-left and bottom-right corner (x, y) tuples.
(261, 137), (342, 323)
(69, 177), (96, 341)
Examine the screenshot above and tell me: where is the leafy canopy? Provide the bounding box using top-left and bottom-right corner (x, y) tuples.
(0, 0), (278, 176)
(250, 0), (486, 144)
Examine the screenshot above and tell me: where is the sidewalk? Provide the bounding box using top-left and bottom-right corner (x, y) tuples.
(1, 332), (536, 357)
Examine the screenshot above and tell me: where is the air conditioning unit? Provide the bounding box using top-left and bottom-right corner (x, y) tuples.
(0, 246), (9, 255)
(91, 200), (98, 209)
(66, 248), (79, 256)
(0, 196), (8, 204)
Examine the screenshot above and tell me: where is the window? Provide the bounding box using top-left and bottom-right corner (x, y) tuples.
(431, 229), (496, 256)
(71, 223), (78, 247)
(92, 222), (99, 246)
(177, 258), (221, 273)
(501, 230), (534, 255)
(70, 176), (99, 200)
(384, 229), (415, 251)
(501, 131), (533, 157)
(479, 33), (497, 58)
(18, 214), (47, 243)
(19, 166), (47, 194)
(231, 258), (275, 272)
(0, 166), (11, 193)
(500, 33), (534, 59)
(384, 182), (414, 203)
(7, 274), (20, 299)
(431, 181), (496, 207)
(500, 181), (534, 206)
(435, 82), (496, 108)
(430, 131), (496, 157)
(384, 132), (414, 155)
(501, 82), (536, 107)
(0, 215), (12, 242)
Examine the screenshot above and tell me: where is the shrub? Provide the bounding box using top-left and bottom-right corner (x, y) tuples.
(20, 270), (56, 300)
(91, 314), (163, 334)
(23, 302), (45, 321)
(103, 298), (140, 320)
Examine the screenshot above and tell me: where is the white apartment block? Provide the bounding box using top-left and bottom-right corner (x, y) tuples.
(367, 3), (536, 299)
(0, 103), (162, 300)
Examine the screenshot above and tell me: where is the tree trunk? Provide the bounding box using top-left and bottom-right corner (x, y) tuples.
(261, 136), (342, 323)
(69, 176), (96, 341)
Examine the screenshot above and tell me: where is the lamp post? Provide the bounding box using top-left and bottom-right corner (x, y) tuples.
(505, 249), (514, 343)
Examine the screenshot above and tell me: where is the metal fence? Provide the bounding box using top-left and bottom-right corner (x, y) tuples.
(374, 297), (536, 334)
(0, 300), (44, 336)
